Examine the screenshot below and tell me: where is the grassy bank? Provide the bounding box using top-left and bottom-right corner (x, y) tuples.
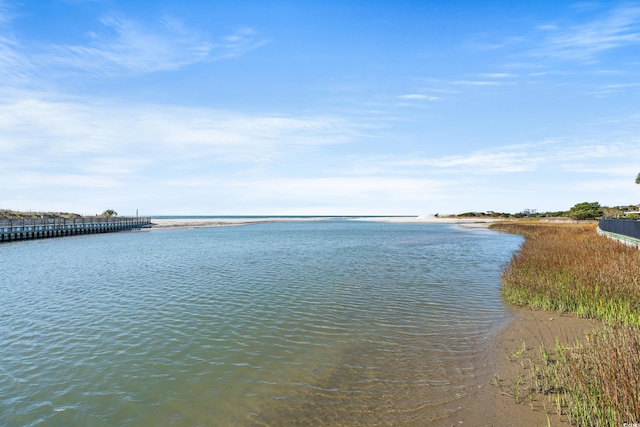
(0, 209), (81, 219)
(492, 221), (640, 425)
(492, 222), (640, 326)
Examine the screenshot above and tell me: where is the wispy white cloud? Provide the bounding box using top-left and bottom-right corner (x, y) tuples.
(452, 80), (510, 86)
(0, 35), (32, 86)
(380, 149), (541, 173)
(0, 0), (14, 25)
(397, 94), (439, 101)
(588, 82), (640, 96)
(424, 151), (540, 172)
(40, 15), (267, 77)
(402, 76), (511, 104)
(476, 72), (517, 79)
(0, 95), (360, 181)
(345, 138), (640, 177)
(0, 5), (269, 92)
(532, 5), (640, 62)
(439, 73), (518, 90)
(0, 2), (35, 89)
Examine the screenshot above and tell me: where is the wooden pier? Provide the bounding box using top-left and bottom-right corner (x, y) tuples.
(0, 217), (152, 243)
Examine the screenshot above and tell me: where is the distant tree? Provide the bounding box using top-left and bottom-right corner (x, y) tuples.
(636, 173), (640, 184)
(101, 209), (118, 217)
(602, 207), (625, 218)
(567, 202), (603, 220)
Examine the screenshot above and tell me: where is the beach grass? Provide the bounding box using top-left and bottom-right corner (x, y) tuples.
(492, 221), (640, 425)
(0, 209), (82, 219)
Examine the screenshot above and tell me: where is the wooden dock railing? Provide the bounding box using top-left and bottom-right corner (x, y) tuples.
(0, 217), (152, 243)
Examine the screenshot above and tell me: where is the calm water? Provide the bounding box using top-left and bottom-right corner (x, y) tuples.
(0, 220), (522, 426)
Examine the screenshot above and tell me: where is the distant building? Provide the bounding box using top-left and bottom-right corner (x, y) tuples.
(522, 208), (537, 215)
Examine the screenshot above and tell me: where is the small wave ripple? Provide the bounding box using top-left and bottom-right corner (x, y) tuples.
(0, 221), (522, 426)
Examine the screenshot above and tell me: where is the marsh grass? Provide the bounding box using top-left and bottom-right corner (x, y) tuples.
(492, 221), (640, 425)
(492, 222), (640, 326)
(509, 327), (640, 426)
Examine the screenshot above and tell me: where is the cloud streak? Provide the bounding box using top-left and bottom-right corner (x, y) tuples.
(0, 95), (361, 179)
(347, 138), (640, 177)
(41, 16), (267, 77)
(397, 94), (439, 101)
(0, 0), (13, 25)
(532, 5), (640, 62)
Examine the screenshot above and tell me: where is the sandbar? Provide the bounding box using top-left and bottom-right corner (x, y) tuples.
(149, 217), (332, 229)
(150, 215), (498, 230)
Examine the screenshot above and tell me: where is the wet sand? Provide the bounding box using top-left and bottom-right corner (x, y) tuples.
(452, 308), (599, 426)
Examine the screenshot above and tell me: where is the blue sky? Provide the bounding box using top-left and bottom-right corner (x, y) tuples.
(1, 0), (640, 216)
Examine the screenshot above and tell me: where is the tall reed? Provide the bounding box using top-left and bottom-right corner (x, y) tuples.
(492, 222), (640, 326)
(492, 221), (640, 425)
(540, 327), (640, 426)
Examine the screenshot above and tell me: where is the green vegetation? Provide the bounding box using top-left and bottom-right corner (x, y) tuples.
(492, 221), (640, 425)
(500, 327), (640, 426)
(1, 209), (122, 219)
(455, 201), (633, 220)
(602, 206), (627, 218)
(636, 172), (640, 184)
(538, 328), (640, 426)
(566, 201), (603, 220)
(0, 209), (81, 219)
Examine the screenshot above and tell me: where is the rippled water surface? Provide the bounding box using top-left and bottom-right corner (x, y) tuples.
(0, 221), (522, 426)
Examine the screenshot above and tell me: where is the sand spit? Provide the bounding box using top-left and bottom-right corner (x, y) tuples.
(150, 217), (332, 229)
(151, 215), (498, 230)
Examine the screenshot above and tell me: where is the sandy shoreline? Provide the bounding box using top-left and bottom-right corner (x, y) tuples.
(149, 215), (498, 230)
(453, 308), (599, 426)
